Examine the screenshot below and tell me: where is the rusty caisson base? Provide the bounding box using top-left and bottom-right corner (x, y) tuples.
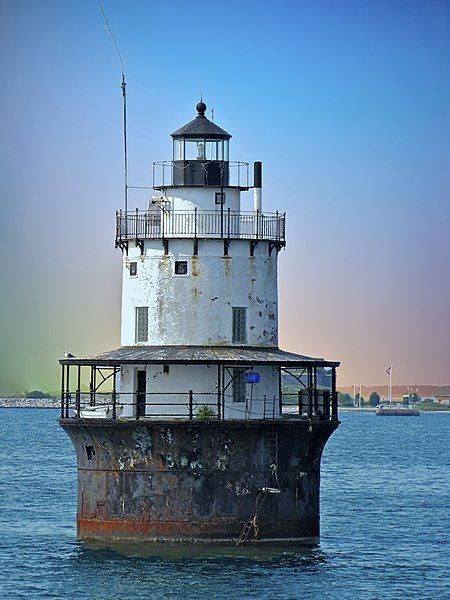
(60, 419), (339, 545)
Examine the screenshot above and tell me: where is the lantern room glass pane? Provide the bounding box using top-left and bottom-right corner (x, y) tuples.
(205, 140), (224, 160)
(184, 139), (204, 160)
(173, 139), (184, 160)
(181, 138), (229, 161)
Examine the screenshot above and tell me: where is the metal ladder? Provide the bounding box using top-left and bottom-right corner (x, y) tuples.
(262, 426), (278, 476)
(236, 490), (265, 546)
(236, 428), (282, 547)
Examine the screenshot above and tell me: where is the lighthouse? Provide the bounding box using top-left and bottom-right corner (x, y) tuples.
(59, 101), (340, 544)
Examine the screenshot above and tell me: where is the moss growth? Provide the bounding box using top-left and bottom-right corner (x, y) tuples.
(196, 405), (216, 421)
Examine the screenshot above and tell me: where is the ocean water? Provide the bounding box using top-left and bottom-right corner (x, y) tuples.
(0, 409), (448, 599)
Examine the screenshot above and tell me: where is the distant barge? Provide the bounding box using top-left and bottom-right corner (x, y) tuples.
(376, 405), (420, 416)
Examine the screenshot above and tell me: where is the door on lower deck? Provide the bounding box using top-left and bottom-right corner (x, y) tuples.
(136, 370), (146, 417)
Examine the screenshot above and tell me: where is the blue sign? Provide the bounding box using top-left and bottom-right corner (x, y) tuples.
(245, 372), (260, 384)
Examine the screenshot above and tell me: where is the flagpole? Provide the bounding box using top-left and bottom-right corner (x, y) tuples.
(389, 368), (392, 405)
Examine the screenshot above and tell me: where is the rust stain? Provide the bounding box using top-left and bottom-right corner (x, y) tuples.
(223, 257), (232, 277)
(63, 420), (338, 544)
(191, 257), (199, 277)
(77, 516), (317, 541)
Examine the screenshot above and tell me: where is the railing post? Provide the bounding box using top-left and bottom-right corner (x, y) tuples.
(298, 390), (302, 416)
(76, 365), (81, 416)
(313, 367), (318, 416)
(188, 390), (194, 420)
(308, 367), (313, 418)
(194, 206), (197, 238)
(112, 367), (117, 420)
(227, 207), (231, 239)
(331, 367), (338, 420)
(65, 364), (70, 418)
(60, 364), (65, 419)
(278, 368), (283, 416)
(89, 366), (94, 406)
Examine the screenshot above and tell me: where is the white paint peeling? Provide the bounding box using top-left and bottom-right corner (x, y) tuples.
(118, 184), (282, 420)
(121, 240), (278, 348)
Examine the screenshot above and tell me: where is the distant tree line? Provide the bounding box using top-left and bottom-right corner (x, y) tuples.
(25, 390), (54, 399)
(338, 391), (381, 407)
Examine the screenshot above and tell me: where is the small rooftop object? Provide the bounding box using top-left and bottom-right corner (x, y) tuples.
(196, 100), (206, 115)
(59, 99), (340, 546)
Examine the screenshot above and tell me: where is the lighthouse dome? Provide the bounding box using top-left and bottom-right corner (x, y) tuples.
(171, 101), (231, 140)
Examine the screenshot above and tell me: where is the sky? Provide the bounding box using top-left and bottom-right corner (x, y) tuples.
(0, 0), (449, 394)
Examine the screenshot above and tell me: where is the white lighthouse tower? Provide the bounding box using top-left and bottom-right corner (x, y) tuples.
(117, 101), (284, 419)
(59, 101), (340, 544)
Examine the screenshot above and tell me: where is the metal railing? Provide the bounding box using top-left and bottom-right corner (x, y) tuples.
(59, 389), (338, 421)
(283, 390), (338, 421)
(153, 160), (249, 189)
(116, 209), (286, 245)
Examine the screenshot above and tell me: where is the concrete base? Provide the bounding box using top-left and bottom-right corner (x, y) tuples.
(60, 418), (338, 545)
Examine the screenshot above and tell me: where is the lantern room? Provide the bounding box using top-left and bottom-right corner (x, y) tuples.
(170, 101), (231, 187)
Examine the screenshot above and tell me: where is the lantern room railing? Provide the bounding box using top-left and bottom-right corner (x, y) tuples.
(153, 160), (249, 189)
(115, 209), (286, 246)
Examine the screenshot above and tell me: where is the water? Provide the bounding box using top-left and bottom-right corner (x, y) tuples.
(0, 409), (448, 599)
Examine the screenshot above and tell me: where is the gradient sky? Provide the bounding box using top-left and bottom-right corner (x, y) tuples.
(1, 0), (449, 394)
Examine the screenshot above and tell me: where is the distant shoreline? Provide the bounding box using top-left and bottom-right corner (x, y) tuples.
(1, 399), (449, 413)
(0, 398), (59, 409)
(0, 406), (60, 409)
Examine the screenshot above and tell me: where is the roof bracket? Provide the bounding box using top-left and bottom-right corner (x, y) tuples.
(135, 239), (144, 255)
(250, 241), (258, 256)
(269, 242), (283, 256)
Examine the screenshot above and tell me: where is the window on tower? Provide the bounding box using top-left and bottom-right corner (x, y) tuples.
(174, 260), (188, 275)
(232, 369), (246, 403)
(129, 262), (137, 276)
(232, 307), (247, 344)
(135, 307), (148, 343)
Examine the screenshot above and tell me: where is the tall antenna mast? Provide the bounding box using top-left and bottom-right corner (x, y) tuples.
(98, 4), (128, 226)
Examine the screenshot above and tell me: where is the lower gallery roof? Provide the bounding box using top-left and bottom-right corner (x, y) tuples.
(60, 346), (340, 368)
